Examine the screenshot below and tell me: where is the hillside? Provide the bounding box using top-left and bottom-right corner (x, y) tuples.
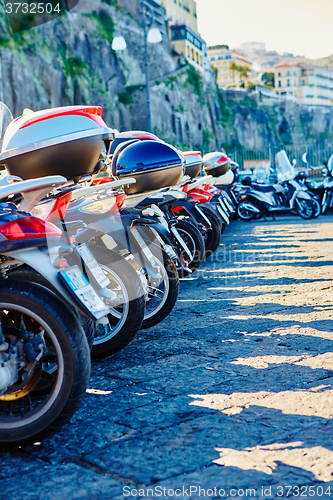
(0, 2), (332, 154)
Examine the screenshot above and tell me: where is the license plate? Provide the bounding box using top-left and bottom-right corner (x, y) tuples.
(150, 228), (177, 260)
(131, 227), (156, 263)
(60, 266), (108, 317)
(217, 205), (229, 224)
(77, 244), (110, 289)
(170, 226), (193, 261)
(222, 196), (233, 212)
(219, 197), (231, 214)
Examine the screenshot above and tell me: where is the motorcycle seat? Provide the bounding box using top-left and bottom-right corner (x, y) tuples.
(252, 183), (275, 192)
(136, 196), (165, 208)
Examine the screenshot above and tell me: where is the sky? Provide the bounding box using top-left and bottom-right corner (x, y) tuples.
(195, 0), (333, 60)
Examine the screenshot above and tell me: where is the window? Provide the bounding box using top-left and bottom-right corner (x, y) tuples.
(286, 71), (290, 76)
(171, 28), (186, 40)
(287, 79), (290, 86)
(302, 79), (305, 85)
(278, 72), (281, 77)
(278, 80), (281, 87)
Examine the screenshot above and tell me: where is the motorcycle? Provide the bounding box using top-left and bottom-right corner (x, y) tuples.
(236, 151), (316, 221)
(0, 174), (112, 446)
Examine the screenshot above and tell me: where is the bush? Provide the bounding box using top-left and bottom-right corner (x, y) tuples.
(118, 92), (133, 105)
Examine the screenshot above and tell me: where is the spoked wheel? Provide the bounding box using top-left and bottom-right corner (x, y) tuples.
(90, 247), (145, 358)
(0, 280), (90, 446)
(295, 198), (314, 219)
(141, 249), (179, 329)
(174, 219), (205, 276)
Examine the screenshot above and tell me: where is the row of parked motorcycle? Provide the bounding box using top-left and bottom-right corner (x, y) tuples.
(232, 150), (333, 221)
(1, 99), (330, 446)
(0, 102), (241, 447)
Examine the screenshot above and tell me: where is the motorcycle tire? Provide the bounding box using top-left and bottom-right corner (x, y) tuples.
(90, 246), (145, 358)
(0, 279), (90, 446)
(174, 219), (205, 275)
(322, 193), (331, 215)
(206, 203), (227, 232)
(237, 200), (257, 221)
(296, 199), (315, 219)
(141, 249), (179, 329)
(8, 266), (96, 351)
(199, 206), (223, 257)
(311, 198), (321, 218)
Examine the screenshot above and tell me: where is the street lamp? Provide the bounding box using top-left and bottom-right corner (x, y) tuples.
(111, 1), (162, 133)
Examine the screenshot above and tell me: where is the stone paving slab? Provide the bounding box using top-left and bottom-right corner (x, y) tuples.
(2, 215), (333, 499)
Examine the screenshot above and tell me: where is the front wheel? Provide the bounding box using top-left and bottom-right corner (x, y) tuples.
(295, 198), (314, 219)
(237, 200), (257, 221)
(0, 280), (90, 446)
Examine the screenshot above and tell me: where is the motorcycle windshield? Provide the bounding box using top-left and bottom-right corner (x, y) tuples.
(253, 162), (270, 183)
(328, 154), (333, 172)
(275, 150), (295, 181)
(0, 102), (13, 151)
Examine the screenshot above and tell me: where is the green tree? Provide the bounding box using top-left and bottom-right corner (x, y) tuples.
(229, 62), (251, 87)
(261, 71), (275, 88)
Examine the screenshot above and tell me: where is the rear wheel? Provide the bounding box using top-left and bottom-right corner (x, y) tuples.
(237, 200), (257, 221)
(90, 246), (145, 358)
(311, 198), (321, 218)
(0, 280), (90, 446)
(322, 192), (331, 215)
(9, 266), (96, 350)
(296, 198), (314, 219)
(174, 219), (205, 275)
(199, 207), (222, 257)
(142, 250), (179, 329)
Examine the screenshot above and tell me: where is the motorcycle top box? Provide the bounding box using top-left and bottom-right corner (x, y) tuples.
(0, 106), (114, 180)
(112, 139), (185, 195)
(183, 151), (203, 179)
(203, 152), (230, 178)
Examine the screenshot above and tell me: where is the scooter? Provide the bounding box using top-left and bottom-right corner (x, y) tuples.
(236, 151), (315, 221)
(0, 174), (115, 446)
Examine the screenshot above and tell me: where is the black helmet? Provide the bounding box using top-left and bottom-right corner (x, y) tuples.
(242, 176), (252, 186)
(296, 171), (307, 180)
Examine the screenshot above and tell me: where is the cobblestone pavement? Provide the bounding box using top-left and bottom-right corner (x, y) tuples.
(2, 215), (333, 499)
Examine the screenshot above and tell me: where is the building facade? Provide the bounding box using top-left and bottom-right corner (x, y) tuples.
(170, 24), (206, 73)
(208, 45), (252, 88)
(161, 0), (198, 33)
(275, 63), (333, 106)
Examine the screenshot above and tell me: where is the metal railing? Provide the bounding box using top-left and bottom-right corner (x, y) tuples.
(225, 143), (333, 178)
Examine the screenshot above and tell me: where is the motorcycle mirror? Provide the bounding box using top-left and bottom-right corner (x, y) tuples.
(322, 168), (328, 176)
